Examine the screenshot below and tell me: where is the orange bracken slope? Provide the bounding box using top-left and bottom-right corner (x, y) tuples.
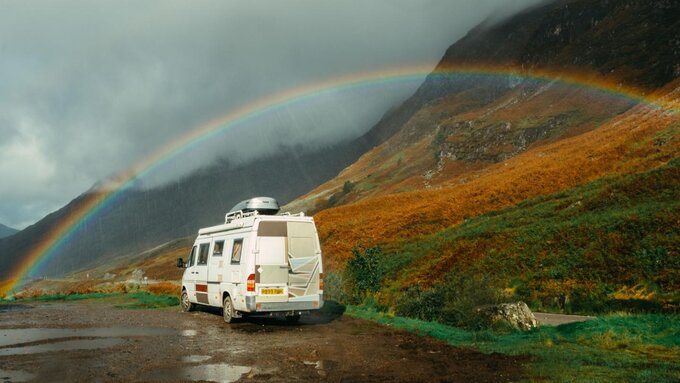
(314, 80), (680, 270)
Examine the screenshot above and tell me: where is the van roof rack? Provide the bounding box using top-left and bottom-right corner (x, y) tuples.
(224, 210), (258, 223)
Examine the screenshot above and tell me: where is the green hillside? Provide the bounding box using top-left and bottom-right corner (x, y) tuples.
(330, 157), (679, 321)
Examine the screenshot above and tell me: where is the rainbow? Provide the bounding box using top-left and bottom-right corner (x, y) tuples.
(1, 63), (674, 296)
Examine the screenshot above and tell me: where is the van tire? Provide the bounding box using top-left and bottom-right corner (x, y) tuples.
(181, 290), (195, 312)
(223, 296), (236, 323)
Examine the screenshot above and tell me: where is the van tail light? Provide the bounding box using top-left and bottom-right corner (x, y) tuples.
(319, 273), (324, 291)
(247, 274), (255, 292)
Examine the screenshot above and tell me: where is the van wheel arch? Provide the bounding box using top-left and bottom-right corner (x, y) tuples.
(180, 288), (195, 312)
(222, 294), (236, 323)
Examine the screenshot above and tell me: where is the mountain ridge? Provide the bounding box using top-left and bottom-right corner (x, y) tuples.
(0, 223), (18, 239)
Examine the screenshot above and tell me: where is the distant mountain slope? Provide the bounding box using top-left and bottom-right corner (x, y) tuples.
(0, 223), (18, 239)
(0, 141), (375, 279)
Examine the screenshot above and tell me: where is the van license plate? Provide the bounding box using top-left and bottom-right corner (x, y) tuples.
(261, 288), (283, 295)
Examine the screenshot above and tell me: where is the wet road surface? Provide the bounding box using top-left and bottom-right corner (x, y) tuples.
(0, 301), (527, 382)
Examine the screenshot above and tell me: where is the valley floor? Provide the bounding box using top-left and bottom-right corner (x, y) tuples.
(0, 300), (525, 382)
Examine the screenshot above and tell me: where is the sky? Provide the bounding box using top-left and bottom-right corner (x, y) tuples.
(0, 0), (543, 230)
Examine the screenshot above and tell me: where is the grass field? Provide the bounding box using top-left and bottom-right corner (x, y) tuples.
(347, 306), (680, 383)
(1, 291), (179, 309)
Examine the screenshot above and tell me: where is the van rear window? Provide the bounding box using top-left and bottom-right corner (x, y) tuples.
(258, 221), (287, 237)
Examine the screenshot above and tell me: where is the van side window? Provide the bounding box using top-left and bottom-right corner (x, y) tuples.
(188, 246), (196, 267)
(213, 241), (224, 256)
(198, 243), (210, 265)
(231, 239), (243, 264)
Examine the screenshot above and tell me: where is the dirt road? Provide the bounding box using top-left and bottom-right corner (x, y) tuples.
(0, 301), (527, 382)
(534, 312), (595, 326)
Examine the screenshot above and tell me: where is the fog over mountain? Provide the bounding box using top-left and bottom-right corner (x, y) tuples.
(0, 0), (543, 229)
(0, 223), (18, 239)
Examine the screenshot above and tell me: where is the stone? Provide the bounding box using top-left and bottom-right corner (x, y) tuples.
(475, 301), (538, 331)
(130, 269), (144, 283)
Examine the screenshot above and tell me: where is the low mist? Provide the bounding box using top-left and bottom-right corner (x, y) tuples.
(0, 0), (544, 229)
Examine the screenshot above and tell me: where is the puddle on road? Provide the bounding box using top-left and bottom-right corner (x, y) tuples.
(0, 368), (36, 382)
(0, 327), (175, 348)
(181, 329), (197, 337)
(303, 359), (338, 371)
(145, 363), (251, 383)
(0, 327), (176, 356)
(0, 304), (33, 314)
(0, 337), (125, 356)
(182, 355), (212, 363)
(303, 359), (338, 378)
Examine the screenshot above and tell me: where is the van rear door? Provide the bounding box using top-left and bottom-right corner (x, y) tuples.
(286, 221), (321, 302)
(255, 221), (289, 303)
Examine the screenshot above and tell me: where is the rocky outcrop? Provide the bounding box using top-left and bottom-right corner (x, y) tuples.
(476, 301), (538, 331)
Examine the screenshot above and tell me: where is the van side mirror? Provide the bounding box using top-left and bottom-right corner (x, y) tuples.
(176, 258), (184, 268)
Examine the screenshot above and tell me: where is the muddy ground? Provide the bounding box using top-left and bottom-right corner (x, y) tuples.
(0, 301), (527, 382)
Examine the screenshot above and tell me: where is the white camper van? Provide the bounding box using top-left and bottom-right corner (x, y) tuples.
(177, 197), (324, 323)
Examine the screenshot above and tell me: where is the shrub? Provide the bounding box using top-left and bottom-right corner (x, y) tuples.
(322, 271), (346, 302)
(327, 193), (339, 208)
(395, 274), (502, 330)
(343, 180), (355, 194)
(145, 282), (180, 296)
(343, 246), (383, 304)
(395, 284), (443, 321)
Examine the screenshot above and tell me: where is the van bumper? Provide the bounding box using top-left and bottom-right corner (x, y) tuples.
(245, 294), (323, 312)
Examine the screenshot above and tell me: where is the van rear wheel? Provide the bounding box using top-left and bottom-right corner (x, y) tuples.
(223, 296), (235, 323)
(181, 290), (195, 312)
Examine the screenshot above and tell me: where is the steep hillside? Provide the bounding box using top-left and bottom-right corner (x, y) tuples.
(285, 0), (679, 213)
(359, 156), (679, 319)
(316, 82), (679, 270)
(0, 223), (18, 239)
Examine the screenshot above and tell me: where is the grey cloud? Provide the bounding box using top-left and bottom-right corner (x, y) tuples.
(0, 0), (544, 229)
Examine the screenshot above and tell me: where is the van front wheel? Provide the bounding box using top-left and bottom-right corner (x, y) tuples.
(181, 290), (195, 312)
(223, 296), (235, 323)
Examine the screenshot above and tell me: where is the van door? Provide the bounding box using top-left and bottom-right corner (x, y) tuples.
(255, 221), (289, 303)
(207, 238), (226, 306)
(184, 245), (197, 300)
(226, 237), (246, 310)
(194, 242), (210, 305)
(287, 222), (321, 302)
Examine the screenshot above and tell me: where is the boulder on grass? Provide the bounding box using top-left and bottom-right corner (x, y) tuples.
(475, 301), (538, 331)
